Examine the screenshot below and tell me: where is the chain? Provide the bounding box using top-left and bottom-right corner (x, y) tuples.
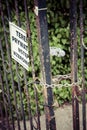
(39, 78), (82, 89)
(23, 75), (82, 107)
(24, 74), (82, 93)
(52, 73), (71, 84)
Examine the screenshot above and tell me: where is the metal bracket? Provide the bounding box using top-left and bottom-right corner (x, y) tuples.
(34, 6), (47, 16)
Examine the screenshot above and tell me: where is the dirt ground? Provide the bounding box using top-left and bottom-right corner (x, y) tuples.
(15, 104), (87, 130)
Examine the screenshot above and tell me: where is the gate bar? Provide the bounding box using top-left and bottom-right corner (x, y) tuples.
(0, 71), (4, 125)
(0, 60), (11, 130)
(24, 0), (41, 129)
(70, 0), (80, 130)
(0, 1), (15, 129)
(34, 0), (56, 130)
(14, 0), (27, 130)
(5, 0), (22, 129)
(23, 4), (33, 127)
(80, 0), (86, 130)
(0, 40), (10, 130)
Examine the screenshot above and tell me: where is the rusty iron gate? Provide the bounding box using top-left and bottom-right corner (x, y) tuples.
(0, 0), (86, 130)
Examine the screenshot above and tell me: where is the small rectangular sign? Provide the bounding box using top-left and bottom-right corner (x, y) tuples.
(9, 22), (29, 71)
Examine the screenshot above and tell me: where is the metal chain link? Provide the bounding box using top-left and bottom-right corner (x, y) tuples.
(52, 73), (71, 84)
(24, 74), (82, 93)
(39, 78), (82, 89)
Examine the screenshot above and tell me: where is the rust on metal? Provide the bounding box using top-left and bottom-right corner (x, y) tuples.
(34, 0), (56, 130)
(80, 0), (86, 130)
(70, 0), (80, 130)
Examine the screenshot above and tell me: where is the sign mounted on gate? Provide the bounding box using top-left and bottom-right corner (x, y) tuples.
(9, 22), (29, 71)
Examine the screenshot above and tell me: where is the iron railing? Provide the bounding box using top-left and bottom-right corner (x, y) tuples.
(0, 0), (87, 130)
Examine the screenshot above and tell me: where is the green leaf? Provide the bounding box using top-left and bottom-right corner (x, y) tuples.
(62, 39), (67, 44)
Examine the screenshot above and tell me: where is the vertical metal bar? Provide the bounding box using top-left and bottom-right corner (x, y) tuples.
(80, 0), (86, 130)
(24, 0), (33, 130)
(34, 0), (56, 130)
(14, 0), (27, 130)
(24, 0), (34, 130)
(0, 102), (3, 124)
(0, 101), (5, 129)
(24, 0), (41, 130)
(70, 0), (80, 130)
(5, 0), (21, 130)
(0, 38), (11, 130)
(5, 0), (11, 21)
(14, 0), (21, 27)
(0, 1), (15, 127)
(0, 69), (6, 128)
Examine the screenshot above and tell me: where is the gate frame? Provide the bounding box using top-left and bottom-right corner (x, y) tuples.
(0, 0), (87, 130)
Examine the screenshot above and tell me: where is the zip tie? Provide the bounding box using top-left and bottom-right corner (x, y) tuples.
(34, 6), (47, 16)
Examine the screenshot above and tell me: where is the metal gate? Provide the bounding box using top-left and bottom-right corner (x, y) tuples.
(0, 0), (86, 130)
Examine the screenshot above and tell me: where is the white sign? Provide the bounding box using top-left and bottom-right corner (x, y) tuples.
(9, 22), (29, 71)
(50, 47), (65, 57)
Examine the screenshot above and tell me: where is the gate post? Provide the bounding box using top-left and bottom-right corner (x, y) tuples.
(70, 0), (80, 130)
(80, 0), (86, 130)
(34, 0), (56, 130)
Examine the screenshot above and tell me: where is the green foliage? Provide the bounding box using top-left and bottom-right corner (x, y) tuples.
(53, 87), (72, 105)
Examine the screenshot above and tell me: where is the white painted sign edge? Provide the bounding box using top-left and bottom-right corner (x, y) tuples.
(9, 22), (29, 71)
